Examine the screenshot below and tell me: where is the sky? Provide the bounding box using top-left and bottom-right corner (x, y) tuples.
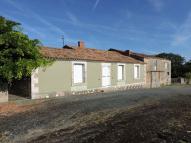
(0, 0), (191, 60)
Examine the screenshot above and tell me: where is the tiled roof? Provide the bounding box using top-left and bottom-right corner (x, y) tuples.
(129, 52), (170, 60)
(40, 46), (144, 64)
(109, 49), (169, 61)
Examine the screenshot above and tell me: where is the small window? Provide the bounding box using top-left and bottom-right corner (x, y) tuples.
(165, 63), (168, 69)
(154, 65), (157, 71)
(153, 61), (157, 71)
(73, 63), (85, 84)
(118, 65), (125, 80)
(134, 64), (140, 79)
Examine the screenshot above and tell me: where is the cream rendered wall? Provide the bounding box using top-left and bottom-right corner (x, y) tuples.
(35, 60), (146, 98)
(37, 61), (72, 98)
(126, 64), (145, 84)
(87, 62), (102, 89)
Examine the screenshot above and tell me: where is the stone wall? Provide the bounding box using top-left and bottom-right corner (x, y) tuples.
(0, 91), (8, 103)
(0, 80), (8, 103)
(33, 82), (145, 99)
(144, 58), (171, 88)
(8, 78), (31, 98)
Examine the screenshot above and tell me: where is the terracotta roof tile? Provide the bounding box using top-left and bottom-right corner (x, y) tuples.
(129, 52), (170, 60)
(40, 46), (144, 64)
(109, 48), (170, 61)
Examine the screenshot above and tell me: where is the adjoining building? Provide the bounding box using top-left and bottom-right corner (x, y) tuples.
(109, 49), (171, 88)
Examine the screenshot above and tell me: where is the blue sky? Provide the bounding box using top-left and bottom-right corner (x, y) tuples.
(0, 0), (191, 59)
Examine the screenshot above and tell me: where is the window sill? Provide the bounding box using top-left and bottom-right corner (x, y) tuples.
(134, 78), (141, 80)
(72, 82), (86, 86)
(71, 84), (87, 92)
(117, 79), (125, 82)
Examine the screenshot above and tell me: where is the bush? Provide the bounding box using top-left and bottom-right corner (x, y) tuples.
(0, 16), (52, 83)
(185, 72), (191, 84)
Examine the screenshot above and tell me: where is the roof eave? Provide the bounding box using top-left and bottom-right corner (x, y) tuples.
(43, 56), (145, 64)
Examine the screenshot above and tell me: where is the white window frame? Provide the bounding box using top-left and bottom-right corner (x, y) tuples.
(102, 63), (111, 87)
(117, 63), (125, 81)
(72, 61), (87, 85)
(134, 64), (141, 79)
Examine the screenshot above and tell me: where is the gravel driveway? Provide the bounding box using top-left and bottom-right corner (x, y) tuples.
(0, 85), (191, 143)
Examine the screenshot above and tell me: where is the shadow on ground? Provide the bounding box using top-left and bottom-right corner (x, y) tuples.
(29, 95), (191, 143)
(0, 86), (191, 143)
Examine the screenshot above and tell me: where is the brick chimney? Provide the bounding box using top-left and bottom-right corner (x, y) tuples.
(78, 41), (85, 48)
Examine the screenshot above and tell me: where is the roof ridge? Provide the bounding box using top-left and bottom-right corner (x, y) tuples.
(40, 46), (145, 64)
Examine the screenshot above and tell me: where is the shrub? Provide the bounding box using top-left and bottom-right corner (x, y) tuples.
(185, 72), (191, 84)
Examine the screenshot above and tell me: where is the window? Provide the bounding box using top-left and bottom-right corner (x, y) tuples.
(73, 63), (85, 84)
(118, 64), (125, 80)
(165, 63), (168, 69)
(154, 65), (157, 71)
(153, 61), (157, 71)
(134, 64), (140, 79)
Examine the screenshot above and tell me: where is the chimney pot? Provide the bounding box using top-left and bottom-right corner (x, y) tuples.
(78, 41), (85, 48)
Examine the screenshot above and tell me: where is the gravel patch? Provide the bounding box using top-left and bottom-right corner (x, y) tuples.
(0, 85), (191, 142)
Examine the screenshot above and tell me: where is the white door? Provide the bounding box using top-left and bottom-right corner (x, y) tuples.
(102, 64), (111, 87)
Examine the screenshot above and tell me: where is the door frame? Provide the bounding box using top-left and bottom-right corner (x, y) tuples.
(101, 63), (111, 87)
(151, 71), (160, 88)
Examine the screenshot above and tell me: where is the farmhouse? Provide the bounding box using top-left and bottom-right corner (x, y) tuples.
(1, 41), (171, 102)
(32, 41), (147, 99)
(8, 41), (146, 100)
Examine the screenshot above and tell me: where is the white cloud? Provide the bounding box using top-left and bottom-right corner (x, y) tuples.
(66, 12), (79, 24)
(0, 11), (47, 39)
(172, 12), (191, 46)
(3, 0), (67, 36)
(144, 50), (158, 55)
(159, 21), (178, 31)
(92, 0), (100, 11)
(148, 0), (164, 12)
(1, 0), (86, 46)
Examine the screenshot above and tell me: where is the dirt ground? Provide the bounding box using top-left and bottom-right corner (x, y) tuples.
(0, 86), (191, 143)
(0, 100), (44, 117)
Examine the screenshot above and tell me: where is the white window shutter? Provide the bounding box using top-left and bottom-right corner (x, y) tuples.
(134, 66), (137, 79)
(134, 65), (140, 79)
(73, 64), (83, 83)
(137, 66), (140, 78)
(118, 65), (123, 80)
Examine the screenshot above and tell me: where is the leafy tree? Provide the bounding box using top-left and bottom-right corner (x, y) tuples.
(0, 16), (51, 83)
(184, 60), (191, 74)
(156, 53), (185, 78)
(185, 72), (191, 84)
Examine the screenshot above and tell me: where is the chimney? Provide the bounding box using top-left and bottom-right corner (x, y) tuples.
(126, 50), (132, 56)
(78, 41), (85, 48)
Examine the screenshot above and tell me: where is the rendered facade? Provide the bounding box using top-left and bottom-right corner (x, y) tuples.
(1, 41), (171, 102)
(31, 42), (146, 99)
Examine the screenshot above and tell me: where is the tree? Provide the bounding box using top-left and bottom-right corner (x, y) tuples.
(156, 53), (185, 78)
(0, 16), (51, 83)
(185, 72), (191, 84)
(184, 60), (191, 74)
